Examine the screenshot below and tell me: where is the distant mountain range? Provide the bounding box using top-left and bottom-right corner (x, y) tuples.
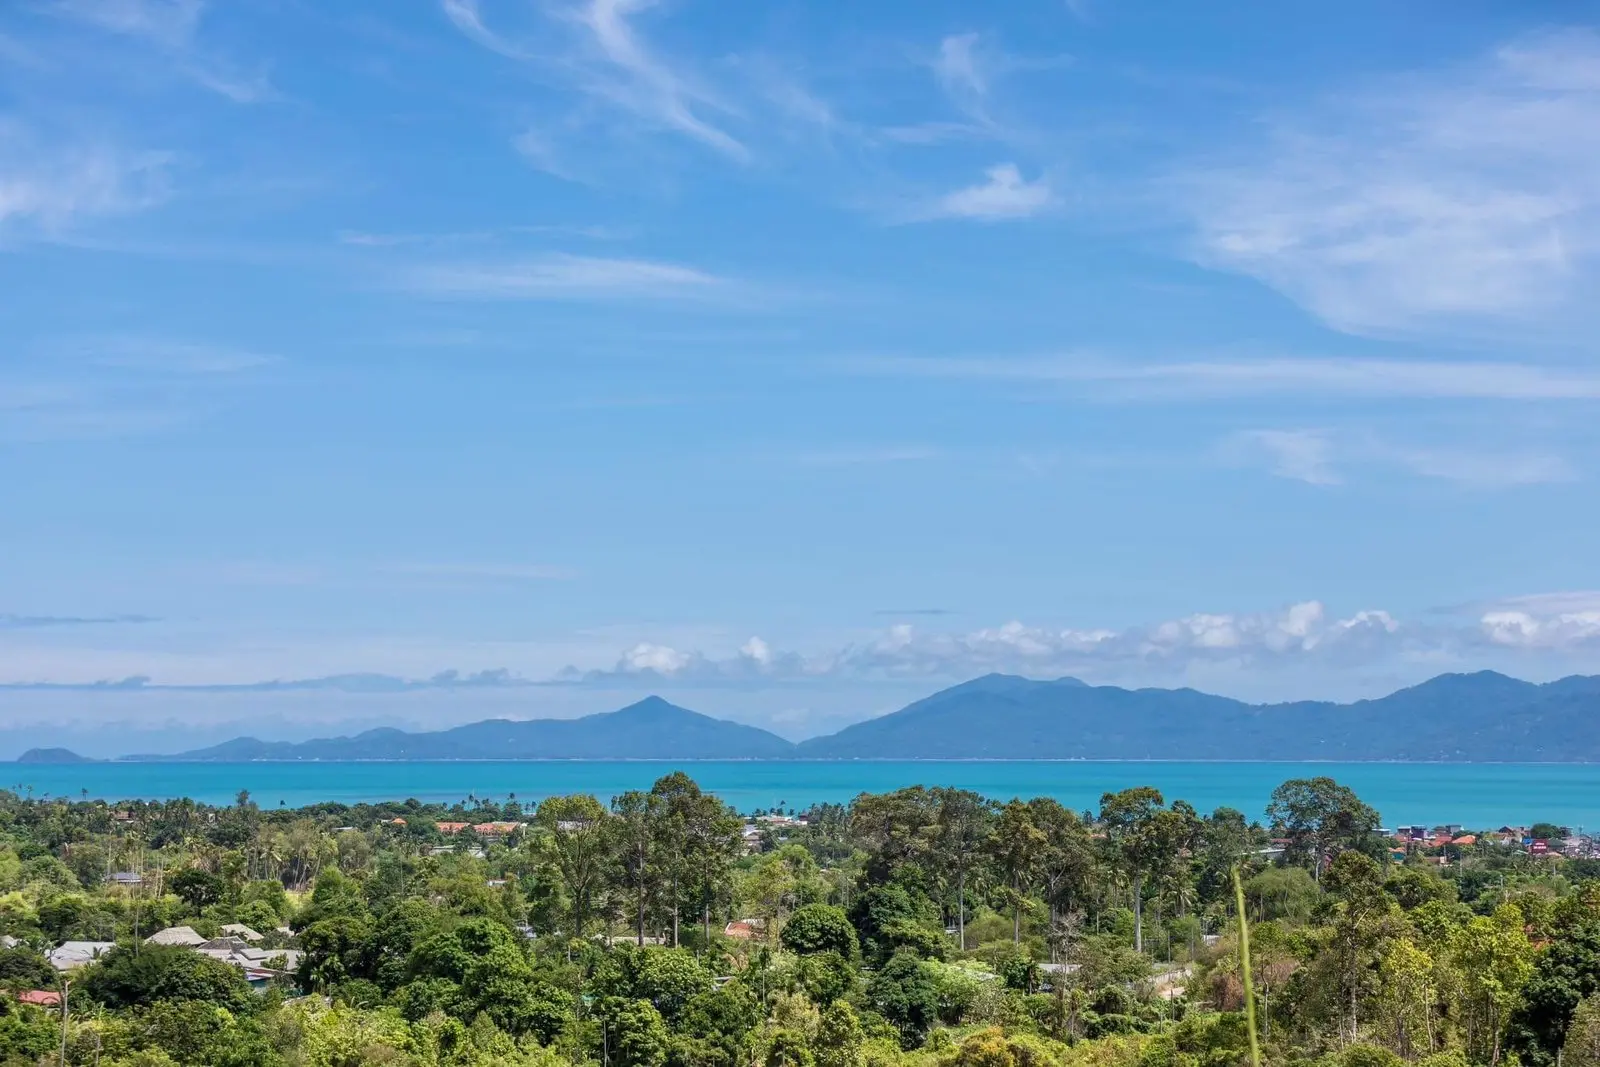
(16, 671), (1600, 763)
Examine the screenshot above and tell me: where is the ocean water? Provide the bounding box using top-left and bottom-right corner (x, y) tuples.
(4, 760), (1598, 826)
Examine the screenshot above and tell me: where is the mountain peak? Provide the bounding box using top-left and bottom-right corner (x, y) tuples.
(611, 695), (693, 719)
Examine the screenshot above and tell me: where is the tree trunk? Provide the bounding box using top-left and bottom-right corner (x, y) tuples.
(957, 868), (966, 949)
(1133, 874), (1144, 954)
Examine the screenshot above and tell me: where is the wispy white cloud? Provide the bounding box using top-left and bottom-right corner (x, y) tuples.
(1185, 28), (1600, 337)
(1228, 427), (1577, 488)
(87, 338), (276, 374)
(1391, 447), (1576, 487)
(794, 446), (940, 467)
(576, 0), (746, 159)
(385, 563), (579, 582)
(1233, 429), (1340, 485)
(851, 352), (1600, 401)
(0, 612), (157, 629)
(443, 0), (746, 161)
(51, 0), (203, 48)
(914, 162), (1054, 222)
(47, 0), (273, 102)
(0, 335), (268, 441)
(934, 33), (989, 104)
(0, 125), (170, 238)
(398, 253), (725, 300)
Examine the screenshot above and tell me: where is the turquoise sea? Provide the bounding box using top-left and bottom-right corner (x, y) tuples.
(4, 761), (1598, 826)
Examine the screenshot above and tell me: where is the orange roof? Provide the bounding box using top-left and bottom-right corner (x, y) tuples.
(472, 821), (520, 834)
(17, 991), (60, 1007)
(437, 821), (469, 833)
(1453, 835), (1477, 845)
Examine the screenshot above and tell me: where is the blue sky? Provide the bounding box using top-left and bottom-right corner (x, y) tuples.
(3, 0), (1600, 753)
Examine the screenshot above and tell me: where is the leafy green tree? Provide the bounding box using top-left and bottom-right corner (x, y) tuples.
(602, 997), (671, 1067)
(169, 868), (226, 911)
(292, 866), (370, 931)
(533, 793), (613, 940)
(848, 883), (943, 964)
(612, 790), (665, 946)
(1027, 798), (1094, 940)
(780, 904), (858, 960)
(0, 946), (56, 991)
(366, 896), (446, 992)
(1564, 994), (1600, 1067)
(78, 944), (253, 1011)
(865, 950), (939, 1049)
(765, 1028), (815, 1067)
(813, 1000), (864, 1067)
(1267, 777), (1381, 879)
(296, 914), (374, 991)
(987, 800), (1045, 943)
(797, 951), (858, 1005)
(934, 789), (995, 948)
(1098, 787), (1178, 954)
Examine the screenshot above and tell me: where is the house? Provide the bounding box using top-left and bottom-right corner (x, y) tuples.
(471, 821), (523, 841)
(723, 919), (764, 940)
(47, 941), (116, 971)
(106, 871), (143, 888)
(146, 926), (208, 947)
(436, 822), (470, 834)
(220, 924), (264, 943)
(1453, 835), (1478, 846)
(382, 817), (407, 826)
(16, 990), (61, 1008)
(1037, 962), (1082, 992)
(198, 937), (301, 977)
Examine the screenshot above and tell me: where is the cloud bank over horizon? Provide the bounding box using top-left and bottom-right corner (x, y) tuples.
(6, 592), (1598, 704)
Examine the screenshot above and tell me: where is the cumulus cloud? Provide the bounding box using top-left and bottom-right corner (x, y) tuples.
(11, 594), (1600, 695)
(1478, 591), (1600, 651)
(559, 601), (1416, 685)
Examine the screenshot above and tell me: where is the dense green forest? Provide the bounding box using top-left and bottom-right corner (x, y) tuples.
(1, 774), (1597, 1067)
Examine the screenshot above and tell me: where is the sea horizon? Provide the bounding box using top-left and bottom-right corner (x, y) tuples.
(8, 758), (1599, 827)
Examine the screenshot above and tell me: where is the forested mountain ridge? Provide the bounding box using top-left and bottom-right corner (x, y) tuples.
(797, 670), (1600, 760)
(125, 696), (797, 761)
(99, 670), (1600, 761)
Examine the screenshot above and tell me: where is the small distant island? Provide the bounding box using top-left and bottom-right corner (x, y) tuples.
(15, 747), (99, 764)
